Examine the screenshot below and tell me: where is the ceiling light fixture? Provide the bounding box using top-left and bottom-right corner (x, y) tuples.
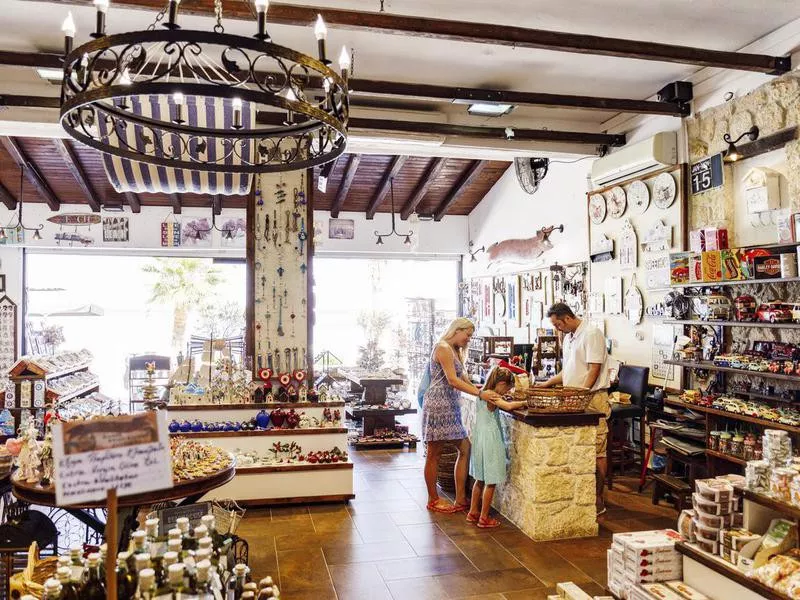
(467, 103), (514, 117)
(1, 167), (44, 241)
(58, 1), (351, 175)
(191, 197), (236, 239)
(374, 178), (413, 246)
(723, 126), (759, 163)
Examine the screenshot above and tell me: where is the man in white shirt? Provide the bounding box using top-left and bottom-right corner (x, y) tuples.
(538, 302), (611, 515)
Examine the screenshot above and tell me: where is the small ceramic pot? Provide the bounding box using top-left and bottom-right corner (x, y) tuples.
(255, 409), (270, 429)
(169, 420), (181, 433)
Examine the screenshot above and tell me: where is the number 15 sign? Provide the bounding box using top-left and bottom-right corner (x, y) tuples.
(690, 153), (724, 195)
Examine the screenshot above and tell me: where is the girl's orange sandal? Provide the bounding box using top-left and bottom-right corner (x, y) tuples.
(477, 516), (501, 529)
(426, 499), (458, 514)
(466, 512), (480, 523)
(452, 503), (469, 513)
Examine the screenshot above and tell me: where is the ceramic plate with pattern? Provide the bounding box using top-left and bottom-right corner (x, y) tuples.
(628, 180), (650, 214)
(653, 172), (677, 209)
(589, 193), (607, 224)
(607, 186), (627, 219)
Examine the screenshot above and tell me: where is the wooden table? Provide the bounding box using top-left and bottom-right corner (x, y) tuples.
(12, 461), (235, 545)
(340, 371), (404, 405)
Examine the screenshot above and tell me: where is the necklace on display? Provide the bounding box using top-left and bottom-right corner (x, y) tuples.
(285, 348), (292, 372)
(292, 347), (298, 371)
(301, 298), (307, 318)
(283, 289), (288, 308)
(267, 352), (273, 370)
(265, 312), (272, 348)
(274, 349), (281, 373)
(290, 312), (296, 337)
(298, 218), (307, 256)
(264, 213), (270, 241)
(284, 210), (292, 244)
(277, 304), (285, 337)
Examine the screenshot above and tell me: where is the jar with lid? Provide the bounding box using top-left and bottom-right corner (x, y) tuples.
(708, 431), (721, 451)
(719, 432), (732, 455)
(743, 433), (757, 461)
(731, 433), (745, 458)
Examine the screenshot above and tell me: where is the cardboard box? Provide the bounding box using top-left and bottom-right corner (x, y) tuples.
(781, 253), (798, 278)
(753, 255), (782, 279)
(701, 251), (722, 282)
(689, 230), (706, 253)
(669, 253), (691, 285)
(703, 227), (728, 251)
(689, 254), (703, 283)
(720, 248), (746, 281)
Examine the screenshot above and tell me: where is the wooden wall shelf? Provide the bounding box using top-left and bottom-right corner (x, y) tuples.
(236, 462), (354, 474)
(665, 360), (800, 384)
(168, 402), (346, 411)
(665, 319), (800, 330)
(170, 427), (347, 438)
(665, 398), (800, 435)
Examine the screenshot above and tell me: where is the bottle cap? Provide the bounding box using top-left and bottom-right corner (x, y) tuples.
(198, 536), (213, 549)
(118, 551), (131, 561)
(69, 544), (82, 556)
(145, 518), (159, 536)
(194, 524), (209, 538)
(163, 551), (179, 566)
(44, 578), (62, 593)
(201, 514), (215, 529)
(176, 517), (190, 532)
(135, 553), (151, 570)
(138, 568), (155, 588)
(167, 562), (185, 585)
(132, 530), (147, 546)
(259, 577), (274, 588)
(233, 563), (249, 576)
(168, 528), (182, 540)
(242, 593), (255, 599)
(57, 556), (71, 568)
(196, 548), (212, 562)
(244, 582), (258, 591)
(87, 552), (101, 567)
(168, 539), (182, 552)
(99, 543), (107, 557)
(56, 567), (72, 582)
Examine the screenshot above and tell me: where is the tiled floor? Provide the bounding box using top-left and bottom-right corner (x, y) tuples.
(237, 448), (678, 599)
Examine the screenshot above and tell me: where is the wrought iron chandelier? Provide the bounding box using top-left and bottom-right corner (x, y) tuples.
(0, 168), (43, 241)
(374, 179), (413, 246)
(59, 0), (351, 175)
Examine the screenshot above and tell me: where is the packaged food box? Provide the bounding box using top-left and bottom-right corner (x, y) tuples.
(677, 509), (696, 542)
(688, 253), (703, 283)
(692, 519), (720, 540)
(689, 230), (705, 253)
(695, 478), (734, 503)
(692, 493), (736, 516)
(704, 227), (728, 251)
(670, 253), (692, 285)
(720, 248), (746, 281)
(753, 255), (782, 279)
(693, 511), (734, 529)
(636, 583), (686, 600)
(715, 473), (746, 489)
(720, 528), (761, 551)
(694, 536), (719, 554)
(555, 581), (593, 600)
(781, 253), (798, 278)
(701, 250), (722, 282)
(664, 580), (712, 600)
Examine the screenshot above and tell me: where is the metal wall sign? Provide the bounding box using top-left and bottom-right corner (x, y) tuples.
(690, 153), (724, 195)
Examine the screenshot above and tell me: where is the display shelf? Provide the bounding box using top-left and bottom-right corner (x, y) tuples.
(169, 402), (346, 411)
(351, 438), (418, 449)
(236, 462), (353, 474)
(705, 449), (747, 465)
(665, 398), (800, 435)
(665, 360), (800, 384)
(347, 407), (418, 417)
(742, 489), (800, 520)
(665, 319), (800, 330)
(670, 276), (800, 289)
(676, 542), (787, 600)
(170, 427), (347, 438)
(48, 382), (99, 403)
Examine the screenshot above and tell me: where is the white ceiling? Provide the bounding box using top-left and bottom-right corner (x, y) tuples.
(0, 0), (799, 157)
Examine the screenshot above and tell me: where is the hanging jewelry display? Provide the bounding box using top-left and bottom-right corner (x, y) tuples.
(619, 218), (638, 271)
(625, 273), (644, 325)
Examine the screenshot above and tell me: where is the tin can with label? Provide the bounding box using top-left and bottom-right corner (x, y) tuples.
(782, 253), (798, 278)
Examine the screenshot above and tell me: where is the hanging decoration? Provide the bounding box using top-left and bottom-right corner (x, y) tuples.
(628, 179), (650, 214)
(625, 273), (644, 325)
(605, 276), (623, 315)
(486, 225), (563, 265)
(0, 168), (43, 242)
(641, 219), (673, 253)
(588, 193), (607, 224)
(653, 172), (677, 209)
(606, 186), (627, 219)
(374, 179), (413, 246)
(58, 0), (351, 189)
(619, 218), (638, 270)
(590, 234), (614, 263)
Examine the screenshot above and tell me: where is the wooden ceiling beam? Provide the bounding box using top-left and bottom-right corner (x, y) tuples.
(33, 0), (790, 74)
(52, 139), (101, 212)
(123, 192), (141, 213)
(0, 95), (60, 109)
(0, 50), (61, 69)
(169, 193), (182, 214)
(1, 137), (61, 211)
(400, 157), (447, 220)
(0, 181), (16, 211)
(434, 160), (487, 221)
(331, 154), (361, 218)
(212, 195), (222, 215)
(366, 155), (408, 220)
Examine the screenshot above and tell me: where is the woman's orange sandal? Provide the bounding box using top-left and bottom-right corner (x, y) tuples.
(426, 499), (458, 514)
(466, 512), (480, 523)
(477, 516), (501, 529)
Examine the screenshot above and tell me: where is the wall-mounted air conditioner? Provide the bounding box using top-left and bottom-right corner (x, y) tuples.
(591, 131), (678, 187)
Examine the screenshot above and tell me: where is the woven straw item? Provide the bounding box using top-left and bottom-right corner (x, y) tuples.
(514, 386), (593, 413)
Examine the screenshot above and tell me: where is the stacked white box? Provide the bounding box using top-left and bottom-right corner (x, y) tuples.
(607, 530), (683, 599)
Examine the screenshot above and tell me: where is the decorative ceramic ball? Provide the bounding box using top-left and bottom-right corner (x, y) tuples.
(168, 420), (180, 433)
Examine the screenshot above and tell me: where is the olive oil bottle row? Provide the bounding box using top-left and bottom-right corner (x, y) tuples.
(26, 514), (279, 600)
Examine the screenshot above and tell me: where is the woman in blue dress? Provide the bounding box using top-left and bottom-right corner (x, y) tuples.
(422, 318), (502, 514)
(466, 366), (526, 528)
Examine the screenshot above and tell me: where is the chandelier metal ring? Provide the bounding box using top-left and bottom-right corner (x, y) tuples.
(60, 27), (350, 174)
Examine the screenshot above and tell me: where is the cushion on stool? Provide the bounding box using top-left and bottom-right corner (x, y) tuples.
(610, 403), (644, 421)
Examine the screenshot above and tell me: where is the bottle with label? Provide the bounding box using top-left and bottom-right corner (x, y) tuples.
(56, 566), (79, 600)
(138, 568), (157, 600)
(145, 518), (160, 543)
(42, 578), (62, 600)
(116, 554), (136, 600)
(81, 553), (106, 600)
(168, 563), (187, 597)
(68, 544), (84, 583)
(194, 559), (214, 600)
(226, 564), (248, 600)
(132, 530), (149, 556)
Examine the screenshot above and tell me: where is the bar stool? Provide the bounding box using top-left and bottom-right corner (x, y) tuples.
(607, 365), (648, 489)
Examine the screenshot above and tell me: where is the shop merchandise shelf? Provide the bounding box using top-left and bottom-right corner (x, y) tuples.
(670, 276), (800, 289)
(235, 462), (354, 474)
(347, 407), (418, 417)
(705, 449), (747, 465)
(168, 402), (346, 411)
(675, 542), (788, 600)
(351, 437), (418, 449)
(48, 382), (100, 403)
(665, 398), (800, 435)
(742, 489), (800, 520)
(665, 360), (800, 384)
(170, 427), (348, 438)
(43, 362), (93, 380)
(665, 319), (800, 330)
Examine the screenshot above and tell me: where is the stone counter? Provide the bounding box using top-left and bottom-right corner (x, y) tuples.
(460, 395), (602, 540)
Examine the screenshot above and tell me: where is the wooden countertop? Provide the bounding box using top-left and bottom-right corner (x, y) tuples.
(505, 408), (606, 428)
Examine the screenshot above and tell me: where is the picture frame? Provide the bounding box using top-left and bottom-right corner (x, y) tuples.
(328, 218), (355, 240)
(0, 275), (6, 293)
(506, 275), (521, 327)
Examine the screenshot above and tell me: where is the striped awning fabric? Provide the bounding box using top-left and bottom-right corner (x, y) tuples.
(100, 95), (254, 195)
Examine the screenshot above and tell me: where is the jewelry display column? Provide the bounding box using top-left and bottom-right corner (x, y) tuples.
(205, 169), (353, 505)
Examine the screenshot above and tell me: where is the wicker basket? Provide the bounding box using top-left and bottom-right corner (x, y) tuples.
(9, 543), (57, 600)
(514, 386), (593, 413)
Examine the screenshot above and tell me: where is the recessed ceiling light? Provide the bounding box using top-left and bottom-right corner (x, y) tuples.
(36, 68), (64, 81)
(467, 103), (514, 117)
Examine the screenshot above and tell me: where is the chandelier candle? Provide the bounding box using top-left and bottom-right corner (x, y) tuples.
(92, 0), (109, 38)
(167, 0), (181, 29)
(172, 92), (185, 124)
(233, 98), (243, 130)
(339, 46), (350, 81)
(254, 0), (270, 40)
(61, 12), (76, 55)
(315, 14), (329, 64)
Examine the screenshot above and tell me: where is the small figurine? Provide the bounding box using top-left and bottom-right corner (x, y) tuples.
(39, 423), (54, 486)
(17, 421), (42, 484)
(298, 384), (308, 403)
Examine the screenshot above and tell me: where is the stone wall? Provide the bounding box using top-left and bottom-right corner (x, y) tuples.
(686, 73), (800, 232)
(459, 395), (598, 540)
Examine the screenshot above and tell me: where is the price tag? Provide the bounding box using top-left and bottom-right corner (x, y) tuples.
(691, 153), (724, 195)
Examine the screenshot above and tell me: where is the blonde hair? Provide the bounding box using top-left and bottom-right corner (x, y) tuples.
(438, 317), (475, 364)
(483, 366), (514, 393)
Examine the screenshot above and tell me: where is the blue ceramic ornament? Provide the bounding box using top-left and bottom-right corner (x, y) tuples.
(179, 420), (192, 433)
(255, 409), (270, 429)
(169, 420), (180, 433)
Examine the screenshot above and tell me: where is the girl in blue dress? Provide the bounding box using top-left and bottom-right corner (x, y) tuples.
(467, 366), (527, 528)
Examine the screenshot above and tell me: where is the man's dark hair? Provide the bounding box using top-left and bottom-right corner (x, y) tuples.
(547, 302), (575, 319)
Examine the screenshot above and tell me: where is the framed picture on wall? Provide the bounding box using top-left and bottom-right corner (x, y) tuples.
(506, 275), (521, 327)
(482, 281), (492, 321)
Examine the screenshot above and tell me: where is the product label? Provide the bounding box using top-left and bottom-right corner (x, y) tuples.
(701, 251), (722, 282)
(754, 256), (781, 279)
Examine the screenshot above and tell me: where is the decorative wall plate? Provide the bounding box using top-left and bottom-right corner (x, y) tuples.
(628, 180), (650, 214)
(653, 172), (677, 209)
(607, 186), (627, 219)
(589, 194), (607, 224)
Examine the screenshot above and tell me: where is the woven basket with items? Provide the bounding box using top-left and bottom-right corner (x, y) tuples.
(513, 386), (593, 413)
(10, 543), (57, 599)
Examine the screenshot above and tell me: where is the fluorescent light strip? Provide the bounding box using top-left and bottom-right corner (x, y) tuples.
(36, 68), (65, 81)
(467, 103), (514, 117)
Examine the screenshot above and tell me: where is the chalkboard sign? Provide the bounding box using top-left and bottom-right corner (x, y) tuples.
(691, 153), (724, 195)
(157, 501), (211, 532)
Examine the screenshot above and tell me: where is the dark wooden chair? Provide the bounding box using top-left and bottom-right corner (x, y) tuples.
(607, 365), (648, 489)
